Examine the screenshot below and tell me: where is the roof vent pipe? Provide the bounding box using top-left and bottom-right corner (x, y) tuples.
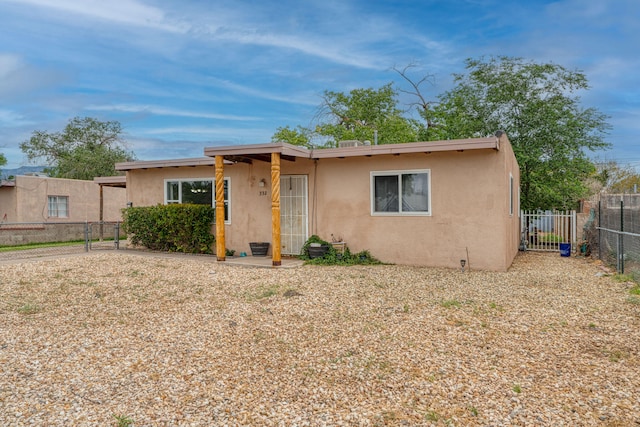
(374, 130), (378, 145)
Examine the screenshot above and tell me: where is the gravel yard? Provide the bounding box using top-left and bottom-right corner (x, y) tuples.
(1, 251), (639, 426)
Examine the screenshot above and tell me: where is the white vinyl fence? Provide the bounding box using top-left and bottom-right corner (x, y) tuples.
(520, 210), (577, 252)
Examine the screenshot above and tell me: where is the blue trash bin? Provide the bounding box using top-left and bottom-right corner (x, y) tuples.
(559, 243), (571, 257)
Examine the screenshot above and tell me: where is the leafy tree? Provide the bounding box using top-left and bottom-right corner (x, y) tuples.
(316, 83), (423, 146)
(427, 56), (611, 210)
(594, 161), (640, 193)
(0, 152), (6, 181)
(271, 84), (424, 147)
(271, 125), (311, 147)
(20, 117), (135, 180)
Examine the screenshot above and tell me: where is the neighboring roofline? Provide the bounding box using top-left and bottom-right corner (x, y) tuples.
(115, 157), (219, 171)
(94, 176), (127, 187)
(0, 180), (16, 188)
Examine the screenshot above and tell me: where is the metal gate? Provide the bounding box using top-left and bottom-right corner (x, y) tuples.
(87, 221), (121, 250)
(520, 210), (576, 252)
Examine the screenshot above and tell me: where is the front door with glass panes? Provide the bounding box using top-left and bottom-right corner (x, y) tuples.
(279, 175), (308, 255)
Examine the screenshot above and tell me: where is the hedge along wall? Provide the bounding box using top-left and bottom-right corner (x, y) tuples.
(122, 204), (215, 254)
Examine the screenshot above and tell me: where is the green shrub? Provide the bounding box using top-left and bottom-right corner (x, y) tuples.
(122, 204), (215, 254)
(539, 233), (562, 243)
(299, 235), (331, 259)
(299, 235), (382, 265)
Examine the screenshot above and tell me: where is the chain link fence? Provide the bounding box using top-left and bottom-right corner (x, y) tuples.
(0, 222), (121, 262)
(588, 194), (640, 279)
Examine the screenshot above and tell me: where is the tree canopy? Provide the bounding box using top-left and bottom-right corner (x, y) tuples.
(0, 152), (6, 168)
(20, 117), (135, 180)
(271, 125), (312, 147)
(272, 84), (423, 147)
(427, 56), (611, 210)
(593, 160), (640, 194)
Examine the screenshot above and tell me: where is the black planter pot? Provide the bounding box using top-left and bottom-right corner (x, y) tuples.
(249, 242), (270, 256)
(308, 244), (330, 259)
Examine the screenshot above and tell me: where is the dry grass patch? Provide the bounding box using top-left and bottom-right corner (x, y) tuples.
(0, 251), (639, 425)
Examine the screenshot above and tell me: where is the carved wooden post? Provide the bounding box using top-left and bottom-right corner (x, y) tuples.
(271, 152), (282, 266)
(215, 155), (226, 261)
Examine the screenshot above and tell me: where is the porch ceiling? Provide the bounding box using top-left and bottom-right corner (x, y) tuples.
(224, 153), (298, 164)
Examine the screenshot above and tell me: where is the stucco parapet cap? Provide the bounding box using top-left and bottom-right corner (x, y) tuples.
(115, 157), (222, 171)
(202, 137), (501, 161)
(311, 137), (500, 159)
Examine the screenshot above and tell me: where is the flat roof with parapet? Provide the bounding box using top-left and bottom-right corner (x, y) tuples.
(116, 133), (505, 169)
(203, 134), (503, 164)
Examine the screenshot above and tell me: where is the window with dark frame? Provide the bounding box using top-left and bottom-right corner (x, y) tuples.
(371, 170), (430, 215)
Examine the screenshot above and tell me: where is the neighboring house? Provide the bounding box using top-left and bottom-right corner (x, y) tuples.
(0, 175), (126, 223)
(117, 132), (520, 271)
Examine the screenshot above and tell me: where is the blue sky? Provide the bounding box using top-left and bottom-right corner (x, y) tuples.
(0, 0), (638, 170)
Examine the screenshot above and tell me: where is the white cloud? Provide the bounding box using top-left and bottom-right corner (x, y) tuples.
(0, 54), (21, 79)
(140, 126), (268, 137)
(202, 77), (318, 106)
(1, 0), (188, 32)
(86, 104), (261, 121)
(0, 109), (32, 127)
(0, 54), (65, 99)
(206, 27), (382, 70)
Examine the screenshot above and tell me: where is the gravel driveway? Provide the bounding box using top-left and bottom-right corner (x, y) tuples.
(1, 251), (638, 426)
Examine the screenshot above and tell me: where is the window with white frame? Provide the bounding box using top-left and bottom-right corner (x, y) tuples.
(164, 178), (230, 223)
(48, 195), (69, 218)
(371, 169), (431, 215)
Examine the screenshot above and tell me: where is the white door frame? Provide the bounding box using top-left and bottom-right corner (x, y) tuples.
(280, 175), (308, 255)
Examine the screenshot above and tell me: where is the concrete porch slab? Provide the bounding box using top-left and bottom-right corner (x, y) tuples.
(218, 255), (304, 269)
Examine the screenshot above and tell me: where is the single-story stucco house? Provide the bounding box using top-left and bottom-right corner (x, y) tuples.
(116, 131), (520, 271)
(0, 175), (126, 223)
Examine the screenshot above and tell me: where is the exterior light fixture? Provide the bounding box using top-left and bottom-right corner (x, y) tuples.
(259, 179), (266, 187)
(460, 259), (466, 272)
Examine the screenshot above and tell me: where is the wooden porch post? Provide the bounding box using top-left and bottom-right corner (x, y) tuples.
(215, 155), (226, 261)
(271, 152), (282, 266)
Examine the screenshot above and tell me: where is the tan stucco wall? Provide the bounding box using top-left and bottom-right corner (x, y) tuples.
(4, 176), (126, 223)
(125, 137), (520, 271)
(102, 186), (128, 221)
(308, 146), (519, 271)
(0, 186), (18, 222)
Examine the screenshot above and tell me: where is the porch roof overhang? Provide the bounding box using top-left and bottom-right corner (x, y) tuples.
(93, 176), (127, 188)
(203, 142), (310, 164)
(202, 135), (502, 163)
